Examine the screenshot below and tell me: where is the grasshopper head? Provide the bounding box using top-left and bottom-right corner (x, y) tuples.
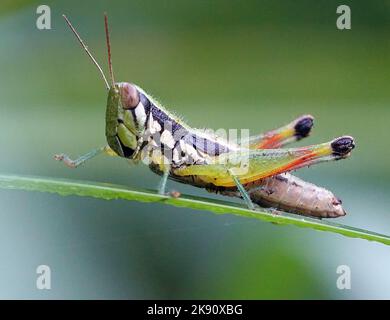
(105, 82), (145, 158)
(62, 15), (147, 159)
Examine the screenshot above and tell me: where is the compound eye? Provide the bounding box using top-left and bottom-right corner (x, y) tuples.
(120, 83), (140, 109)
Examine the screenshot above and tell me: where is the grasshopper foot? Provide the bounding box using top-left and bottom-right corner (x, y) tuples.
(169, 190), (181, 198)
(158, 190), (181, 198)
(53, 153), (77, 168)
(53, 147), (105, 168)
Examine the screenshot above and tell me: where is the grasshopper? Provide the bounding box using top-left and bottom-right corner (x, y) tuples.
(55, 15), (355, 218)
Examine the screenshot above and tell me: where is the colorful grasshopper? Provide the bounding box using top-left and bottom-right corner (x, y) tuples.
(55, 15), (355, 218)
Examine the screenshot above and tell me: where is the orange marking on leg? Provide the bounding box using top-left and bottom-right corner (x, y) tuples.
(257, 134), (284, 149)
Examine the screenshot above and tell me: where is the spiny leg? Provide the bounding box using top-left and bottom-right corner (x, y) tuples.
(240, 115), (314, 149)
(54, 145), (116, 168)
(229, 170), (255, 210)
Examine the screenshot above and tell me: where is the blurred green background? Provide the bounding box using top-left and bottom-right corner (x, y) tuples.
(0, 0), (389, 299)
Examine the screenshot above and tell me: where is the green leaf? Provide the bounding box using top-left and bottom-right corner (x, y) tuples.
(1, 173), (389, 246)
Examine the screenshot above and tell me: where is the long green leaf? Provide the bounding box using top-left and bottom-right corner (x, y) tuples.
(1, 173), (389, 246)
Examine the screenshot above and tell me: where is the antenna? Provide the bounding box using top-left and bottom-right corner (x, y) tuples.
(104, 13), (115, 86)
(62, 14), (110, 90)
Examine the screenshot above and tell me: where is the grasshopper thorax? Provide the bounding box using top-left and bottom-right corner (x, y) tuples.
(105, 82), (146, 159)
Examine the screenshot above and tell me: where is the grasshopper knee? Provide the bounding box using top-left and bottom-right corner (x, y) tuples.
(294, 115), (314, 140)
(331, 136), (355, 157)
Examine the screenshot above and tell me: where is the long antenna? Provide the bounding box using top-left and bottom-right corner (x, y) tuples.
(62, 14), (110, 90)
(104, 13), (115, 86)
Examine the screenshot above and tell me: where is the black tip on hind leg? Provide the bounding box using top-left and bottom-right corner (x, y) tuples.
(331, 136), (355, 157)
(294, 115), (314, 140)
